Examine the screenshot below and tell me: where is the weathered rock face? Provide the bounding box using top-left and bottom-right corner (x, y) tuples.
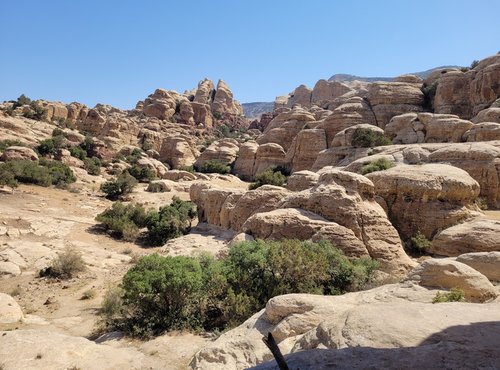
(286, 129), (327, 172)
(431, 219), (500, 256)
(257, 108), (315, 151)
(288, 84), (313, 107)
(317, 97), (377, 146)
(311, 80), (353, 106)
(472, 107), (500, 124)
(278, 169), (414, 272)
(366, 164), (480, 240)
(456, 251), (500, 282)
(253, 143), (287, 175)
(191, 283), (500, 370)
(406, 259), (497, 302)
(285, 170), (319, 191)
(211, 80), (243, 116)
(194, 139), (239, 169)
(233, 141), (259, 180)
(0, 146), (38, 161)
(159, 136), (198, 169)
(0, 293), (23, 324)
(463, 121), (500, 142)
(332, 124), (384, 148)
(142, 88), (178, 121)
(367, 82), (424, 128)
(435, 55), (500, 119)
(427, 143), (500, 207)
(385, 113), (473, 144)
(193, 78), (215, 105)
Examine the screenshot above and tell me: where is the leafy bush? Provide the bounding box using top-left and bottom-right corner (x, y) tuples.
(83, 157), (101, 175)
(249, 167), (287, 190)
(145, 197), (196, 246)
(95, 202), (147, 241)
(178, 165), (195, 173)
(199, 159), (231, 174)
(470, 60), (479, 69)
(0, 159), (75, 188)
(69, 146), (87, 160)
(409, 231), (431, 254)
(433, 288), (465, 303)
(12, 94), (31, 109)
(39, 247), (86, 279)
(23, 102), (48, 121)
(103, 239), (378, 337)
(422, 80), (439, 110)
(100, 171), (137, 199)
(351, 128), (391, 148)
(360, 158), (395, 175)
(127, 164), (156, 182)
(37, 135), (65, 156)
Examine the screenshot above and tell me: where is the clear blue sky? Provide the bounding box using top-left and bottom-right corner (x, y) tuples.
(1, 0), (499, 109)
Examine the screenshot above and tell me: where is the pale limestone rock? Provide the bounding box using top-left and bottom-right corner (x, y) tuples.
(472, 107), (500, 124)
(367, 164), (480, 240)
(253, 143), (287, 176)
(406, 259), (497, 302)
(194, 139), (239, 169)
(456, 252), (500, 281)
(0, 261), (21, 278)
(161, 170), (197, 181)
(463, 121), (500, 141)
(311, 80), (353, 106)
(159, 136), (198, 169)
(233, 141), (259, 180)
(0, 293), (23, 324)
(211, 79), (243, 116)
(418, 112), (473, 142)
(431, 219), (500, 256)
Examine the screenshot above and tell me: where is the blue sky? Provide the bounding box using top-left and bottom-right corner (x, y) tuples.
(1, 0), (499, 108)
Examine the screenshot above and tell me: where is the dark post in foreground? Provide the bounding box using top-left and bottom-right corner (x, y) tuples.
(262, 332), (290, 370)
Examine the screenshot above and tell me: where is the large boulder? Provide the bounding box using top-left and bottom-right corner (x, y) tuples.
(233, 141), (259, 180)
(463, 121), (500, 142)
(287, 84), (312, 107)
(472, 107), (500, 124)
(286, 129), (327, 172)
(406, 259), (497, 302)
(194, 139), (239, 169)
(456, 251), (500, 282)
(332, 123), (385, 147)
(431, 219), (500, 256)
(253, 143), (287, 176)
(142, 88), (178, 121)
(0, 146), (38, 161)
(159, 136), (198, 169)
(211, 79), (243, 116)
(366, 164), (480, 240)
(311, 80), (353, 106)
(0, 293), (23, 324)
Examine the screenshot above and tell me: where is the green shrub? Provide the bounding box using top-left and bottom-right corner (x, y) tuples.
(37, 134), (65, 156)
(351, 128), (391, 148)
(81, 136), (97, 158)
(95, 202), (147, 241)
(39, 247), (86, 279)
(360, 158), (395, 175)
(470, 60), (479, 69)
(178, 165), (195, 173)
(127, 164), (156, 182)
(199, 159), (231, 174)
(433, 288), (465, 303)
(0, 139), (23, 152)
(124, 148), (144, 165)
(0, 159), (75, 188)
(249, 167), (287, 190)
(409, 231), (431, 254)
(100, 171), (137, 199)
(100, 287), (124, 321)
(12, 94), (31, 109)
(69, 146), (87, 160)
(422, 80), (439, 110)
(23, 102), (48, 121)
(83, 157), (101, 176)
(103, 239), (378, 337)
(145, 197), (196, 246)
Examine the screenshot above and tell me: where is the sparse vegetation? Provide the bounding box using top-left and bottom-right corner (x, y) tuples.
(360, 158), (395, 175)
(422, 80), (439, 110)
(198, 159), (231, 174)
(100, 171), (138, 199)
(23, 102), (48, 121)
(470, 60), (479, 69)
(127, 164), (156, 182)
(95, 202), (148, 241)
(39, 247), (86, 279)
(101, 239), (378, 337)
(409, 231), (432, 254)
(178, 165), (195, 173)
(83, 157), (101, 175)
(0, 139), (23, 152)
(351, 127), (391, 148)
(433, 288), (465, 303)
(81, 289), (97, 300)
(249, 167), (287, 190)
(0, 159), (76, 188)
(475, 197), (488, 210)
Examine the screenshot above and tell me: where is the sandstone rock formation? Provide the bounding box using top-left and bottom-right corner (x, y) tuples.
(0, 146), (38, 161)
(456, 251), (500, 281)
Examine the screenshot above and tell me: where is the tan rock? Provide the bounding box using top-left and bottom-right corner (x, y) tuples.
(159, 136), (198, 169)
(0, 146), (38, 161)
(463, 121), (500, 141)
(233, 141), (259, 180)
(193, 79), (215, 105)
(418, 112), (473, 143)
(456, 252), (500, 282)
(366, 164), (480, 240)
(472, 107), (500, 124)
(161, 170), (197, 181)
(332, 124), (384, 147)
(253, 143), (287, 176)
(286, 170), (319, 191)
(142, 88), (178, 120)
(287, 85), (312, 107)
(311, 80), (353, 106)
(194, 139), (239, 169)
(211, 79), (243, 116)
(407, 258), (497, 302)
(431, 219), (500, 256)
(191, 102), (214, 128)
(0, 293), (23, 324)
(286, 129), (327, 172)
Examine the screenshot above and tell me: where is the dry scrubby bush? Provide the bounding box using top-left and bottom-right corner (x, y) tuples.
(0, 139), (23, 152)
(433, 288), (465, 303)
(95, 197), (196, 246)
(249, 167), (288, 190)
(351, 127), (392, 148)
(360, 158), (394, 175)
(100, 171), (138, 199)
(39, 247), (86, 279)
(0, 159), (76, 188)
(409, 231), (431, 255)
(127, 164), (156, 182)
(101, 239), (378, 337)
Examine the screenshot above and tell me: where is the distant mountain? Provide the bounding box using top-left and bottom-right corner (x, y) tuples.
(242, 102), (274, 119)
(328, 66), (460, 83)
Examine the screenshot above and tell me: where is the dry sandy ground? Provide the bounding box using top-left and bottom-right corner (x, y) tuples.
(0, 178), (245, 369)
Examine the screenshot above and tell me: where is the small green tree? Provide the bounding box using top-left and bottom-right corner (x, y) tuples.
(249, 168), (287, 190)
(199, 159), (231, 174)
(360, 158), (394, 175)
(83, 157), (102, 176)
(351, 128), (391, 148)
(101, 171), (137, 199)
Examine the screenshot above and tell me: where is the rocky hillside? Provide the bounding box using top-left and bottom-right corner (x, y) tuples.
(242, 102), (275, 119)
(1, 53), (500, 370)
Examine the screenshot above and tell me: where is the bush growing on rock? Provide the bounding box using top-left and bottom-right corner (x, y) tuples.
(351, 127), (392, 148)
(433, 288), (465, 303)
(199, 159), (231, 174)
(100, 171), (137, 199)
(69, 146), (87, 160)
(39, 247), (86, 279)
(422, 81), (439, 110)
(0, 139), (23, 152)
(127, 164), (156, 182)
(409, 231), (431, 255)
(0, 159), (75, 188)
(83, 157), (101, 176)
(23, 102), (48, 121)
(249, 167), (287, 190)
(102, 239), (378, 337)
(360, 158), (394, 175)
